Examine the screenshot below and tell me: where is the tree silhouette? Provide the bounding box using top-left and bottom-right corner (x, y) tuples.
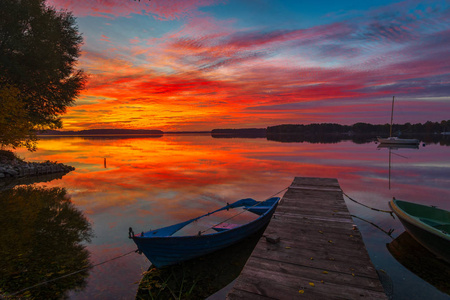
(0, 0), (86, 151)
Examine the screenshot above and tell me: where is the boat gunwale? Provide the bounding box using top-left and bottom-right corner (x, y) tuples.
(389, 199), (450, 241)
(133, 197), (280, 241)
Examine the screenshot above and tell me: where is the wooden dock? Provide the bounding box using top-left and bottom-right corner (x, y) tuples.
(227, 177), (387, 299)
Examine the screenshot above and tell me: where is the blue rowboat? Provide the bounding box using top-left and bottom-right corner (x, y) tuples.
(130, 197), (280, 268)
(389, 198), (450, 263)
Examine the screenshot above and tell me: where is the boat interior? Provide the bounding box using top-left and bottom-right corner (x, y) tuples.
(395, 200), (450, 234)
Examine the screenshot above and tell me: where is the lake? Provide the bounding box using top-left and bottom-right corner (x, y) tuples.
(2, 134), (449, 299)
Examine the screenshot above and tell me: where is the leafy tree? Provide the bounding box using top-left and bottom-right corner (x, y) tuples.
(0, 85), (37, 150)
(0, 0), (86, 150)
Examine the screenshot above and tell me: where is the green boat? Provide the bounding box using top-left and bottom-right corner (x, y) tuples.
(389, 198), (450, 263)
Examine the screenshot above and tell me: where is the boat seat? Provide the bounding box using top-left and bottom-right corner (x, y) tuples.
(245, 206), (271, 215)
(420, 218), (442, 227)
(420, 218), (450, 233)
(434, 224), (450, 233)
(212, 223), (239, 232)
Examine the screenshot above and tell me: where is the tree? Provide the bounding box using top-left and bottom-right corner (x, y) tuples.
(0, 0), (86, 150)
(0, 85), (37, 150)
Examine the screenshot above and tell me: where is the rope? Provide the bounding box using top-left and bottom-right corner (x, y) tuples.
(3, 249), (138, 298)
(342, 191), (394, 218)
(199, 186), (289, 235)
(351, 214), (395, 239)
(391, 152), (409, 159)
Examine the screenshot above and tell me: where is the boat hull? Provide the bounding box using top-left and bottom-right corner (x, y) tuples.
(377, 144), (419, 150)
(377, 137), (419, 145)
(389, 199), (450, 263)
(133, 198), (279, 268)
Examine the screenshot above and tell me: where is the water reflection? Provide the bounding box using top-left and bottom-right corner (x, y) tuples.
(9, 134), (450, 299)
(0, 171), (72, 192)
(136, 225), (266, 299)
(376, 143), (420, 190)
(387, 231), (450, 295)
(0, 186), (93, 299)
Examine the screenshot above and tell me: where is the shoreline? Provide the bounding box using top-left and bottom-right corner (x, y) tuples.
(0, 152), (75, 183)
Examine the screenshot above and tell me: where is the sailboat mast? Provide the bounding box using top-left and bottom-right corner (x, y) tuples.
(390, 96), (395, 137)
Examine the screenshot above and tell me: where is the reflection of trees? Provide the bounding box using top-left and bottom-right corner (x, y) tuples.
(0, 172), (71, 192)
(267, 134), (345, 143)
(0, 186), (93, 299)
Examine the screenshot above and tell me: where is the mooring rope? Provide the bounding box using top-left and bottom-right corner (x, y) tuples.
(351, 214), (395, 239)
(199, 186), (289, 235)
(342, 191), (394, 218)
(3, 249), (138, 298)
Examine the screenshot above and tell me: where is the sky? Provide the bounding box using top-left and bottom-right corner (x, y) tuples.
(47, 0), (450, 131)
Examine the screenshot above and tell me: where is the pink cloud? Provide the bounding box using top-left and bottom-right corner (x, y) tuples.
(99, 34), (111, 42)
(48, 0), (225, 20)
(129, 37), (140, 44)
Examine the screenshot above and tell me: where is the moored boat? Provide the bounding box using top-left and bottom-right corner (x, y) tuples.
(389, 198), (450, 263)
(377, 136), (420, 145)
(377, 96), (420, 145)
(130, 197), (280, 268)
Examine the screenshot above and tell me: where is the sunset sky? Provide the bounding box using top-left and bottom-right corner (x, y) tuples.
(47, 0), (450, 131)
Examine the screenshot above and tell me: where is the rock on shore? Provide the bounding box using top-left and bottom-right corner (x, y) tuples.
(0, 159), (75, 180)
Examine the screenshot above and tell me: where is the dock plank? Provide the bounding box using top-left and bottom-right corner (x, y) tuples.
(227, 177), (387, 299)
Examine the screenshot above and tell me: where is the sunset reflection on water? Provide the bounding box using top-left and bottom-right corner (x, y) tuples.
(12, 134), (450, 299)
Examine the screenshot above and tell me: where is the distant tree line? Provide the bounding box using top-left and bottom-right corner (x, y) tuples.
(40, 129), (163, 135)
(267, 120), (450, 136)
(266, 120), (450, 144)
(211, 128), (267, 138)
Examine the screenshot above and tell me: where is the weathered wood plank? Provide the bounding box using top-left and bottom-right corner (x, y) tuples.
(250, 244), (378, 278)
(243, 260), (385, 292)
(274, 213), (354, 224)
(263, 223), (369, 252)
(226, 289), (272, 300)
(268, 216), (356, 233)
(227, 177), (387, 299)
(232, 267), (386, 300)
(291, 177), (340, 187)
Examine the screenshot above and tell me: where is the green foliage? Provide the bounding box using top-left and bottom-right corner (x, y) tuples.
(0, 186), (93, 299)
(0, 0), (86, 150)
(0, 85), (37, 151)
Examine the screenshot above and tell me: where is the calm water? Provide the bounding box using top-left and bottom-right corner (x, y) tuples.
(2, 134), (450, 299)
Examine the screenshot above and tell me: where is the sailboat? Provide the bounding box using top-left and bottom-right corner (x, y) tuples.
(377, 96), (420, 145)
